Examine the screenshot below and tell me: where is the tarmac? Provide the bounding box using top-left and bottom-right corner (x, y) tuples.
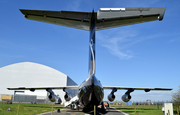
(38, 107), (129, 115)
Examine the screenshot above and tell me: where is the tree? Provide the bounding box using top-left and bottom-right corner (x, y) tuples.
(172, 86), (180, 106)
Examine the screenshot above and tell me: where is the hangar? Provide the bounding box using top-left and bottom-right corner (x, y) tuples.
(0, 62), (78, 103)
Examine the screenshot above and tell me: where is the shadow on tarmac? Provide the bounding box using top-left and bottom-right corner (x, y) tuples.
(39, 107), (128, 115)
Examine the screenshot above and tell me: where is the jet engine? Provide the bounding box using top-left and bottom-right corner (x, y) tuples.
(122, 94), (131, 102)
(48, 93), (56, 102)
(121, 88), (134, 102)
(64, 93), (71, 101)
(46, 88), (58, 102)
(108, 88), (117, 102)
(108, 93), (115, 102)
(63, 87), (71, 101)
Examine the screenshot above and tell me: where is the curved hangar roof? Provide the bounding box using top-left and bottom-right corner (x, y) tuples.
(0, 62), (77, 95)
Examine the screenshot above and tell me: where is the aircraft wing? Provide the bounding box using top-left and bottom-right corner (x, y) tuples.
(103, 86), (172, 91)
(96, 7), (165, 30)
(20, 7), (165, 31)
(20, 9), (91, 31)
(7, 86), (79, 91)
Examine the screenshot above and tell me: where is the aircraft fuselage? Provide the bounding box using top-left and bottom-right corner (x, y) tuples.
(78, 75), (104, 108)
(77, 10), (104, 108)
(78, 11), (104, 108)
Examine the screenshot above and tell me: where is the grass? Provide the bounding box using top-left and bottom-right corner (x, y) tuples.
(0, 102), (63, 115)
(1, 102), (179, 115)
(112, 104), (179, 115)
(114, 105), (163, 115)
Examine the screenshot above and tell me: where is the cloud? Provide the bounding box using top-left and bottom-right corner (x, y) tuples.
(97, 27), (177, 60)
(168, 37), (180, 43)
(97, 28), (139, 59)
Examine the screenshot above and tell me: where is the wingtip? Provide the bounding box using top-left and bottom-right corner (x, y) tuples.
(19, 9), (25, 15)
(19, 9), (24, 12)
(7, 88), (10, 90)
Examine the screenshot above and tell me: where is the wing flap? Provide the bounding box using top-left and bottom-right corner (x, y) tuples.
(103, 86), (172, 91)
(7, 86), (79, 90)
(96, 15), (159, 30)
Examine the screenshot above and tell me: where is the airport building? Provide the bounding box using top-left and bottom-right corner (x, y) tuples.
(0, 62), (78, 103)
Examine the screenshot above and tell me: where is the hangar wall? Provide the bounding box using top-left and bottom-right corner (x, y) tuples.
(14, 95), (36, 103)
(0, 62), (78, 103)
(66, 76), (78, 97)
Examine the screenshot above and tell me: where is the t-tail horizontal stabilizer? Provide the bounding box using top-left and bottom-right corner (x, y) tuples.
(20, 7), (165, 31)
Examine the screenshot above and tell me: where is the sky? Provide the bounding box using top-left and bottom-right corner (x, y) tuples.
(0, 0), (180, 102)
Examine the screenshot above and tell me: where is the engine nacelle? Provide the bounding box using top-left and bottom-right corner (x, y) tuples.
(121, 94), (131, 102)
(46, 88), (58, 102)
(48, 94), (56, 102)
(64, 93), (71, 101)
(108, 93), (115, 102)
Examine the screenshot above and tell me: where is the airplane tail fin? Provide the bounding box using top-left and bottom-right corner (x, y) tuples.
(20, 7), (166, 78)
(88, 10), (96, 77)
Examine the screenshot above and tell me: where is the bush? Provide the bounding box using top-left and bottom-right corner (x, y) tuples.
(172, 86), (180, 107)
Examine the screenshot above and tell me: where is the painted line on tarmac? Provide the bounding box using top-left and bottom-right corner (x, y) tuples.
(111, 107), (129, 115)
(38, 110), (56, 115)
(38, 108), (70, 115)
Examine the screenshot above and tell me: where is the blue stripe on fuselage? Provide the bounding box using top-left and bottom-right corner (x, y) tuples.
(88, 10), (96, 77)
